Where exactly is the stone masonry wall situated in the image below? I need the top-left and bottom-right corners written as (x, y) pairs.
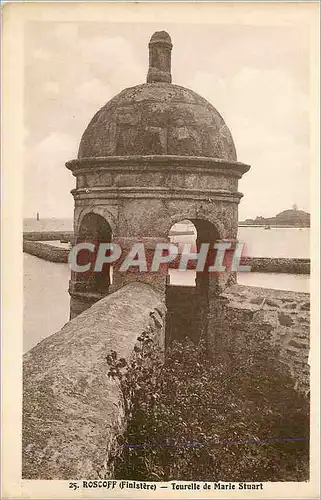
top-left (23, 283), bottom-right (166, 480)
top-left (208, 284), bottom-right (310, 394)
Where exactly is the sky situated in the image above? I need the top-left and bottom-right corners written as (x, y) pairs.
top-left (24, 20), bottom-right (311, 220)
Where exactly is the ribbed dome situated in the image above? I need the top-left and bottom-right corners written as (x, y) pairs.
top-left (78, 32), bottom-right (237, 161)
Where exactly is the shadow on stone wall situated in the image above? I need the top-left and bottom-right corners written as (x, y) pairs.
top-left (166, 286), bottom-right (202, 345)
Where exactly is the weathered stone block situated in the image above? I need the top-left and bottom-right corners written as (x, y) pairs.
top-left (278, 312), bottom-right (294, 327)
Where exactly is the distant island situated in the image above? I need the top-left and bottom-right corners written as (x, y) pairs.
top-left (239, 207), bottom-right (310, 228)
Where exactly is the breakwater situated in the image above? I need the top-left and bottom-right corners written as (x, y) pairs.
top-left (23, 240), bottom-right (69, 263)
top-left (23, 231), bottom-right (73, 242)
top-left (23, 231), bottom-right (73, 263)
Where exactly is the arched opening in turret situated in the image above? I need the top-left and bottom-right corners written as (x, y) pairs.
top-left (168, 219), bottom-right (197, 287)
top-left (75, 213), bottom-right (112, 295)
top-left (165, 218), bottom-right (219, 346)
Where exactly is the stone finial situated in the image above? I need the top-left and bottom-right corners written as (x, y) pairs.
top-left (147, 31), bottom-right (172, 84)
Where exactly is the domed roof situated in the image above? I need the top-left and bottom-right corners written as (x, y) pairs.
top-left (78, 32), bottom-right (237, 161)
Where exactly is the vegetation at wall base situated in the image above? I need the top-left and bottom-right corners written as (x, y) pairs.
top-left (107, 335), bottom-right (309, 482)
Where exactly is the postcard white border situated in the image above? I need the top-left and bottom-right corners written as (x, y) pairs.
top-left (1, 2), bottom-right (320, 498)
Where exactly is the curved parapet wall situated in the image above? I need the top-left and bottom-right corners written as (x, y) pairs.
top-left (22, 283), bottom-right (166, 480)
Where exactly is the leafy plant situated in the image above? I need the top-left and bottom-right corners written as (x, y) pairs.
top-left (107, 334), bottom-right (309, 482)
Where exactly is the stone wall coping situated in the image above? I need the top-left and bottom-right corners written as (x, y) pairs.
top-left (224, 283), bottom-right (309, 300)
top-left (23, 282), bottom-right (165, 480)
top-left (66, 155), bottom-right (250, 178)
top-left (227, 284), bottom-right (310, 298)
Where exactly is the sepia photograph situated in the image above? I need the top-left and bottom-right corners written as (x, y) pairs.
top-left (1, 2), bottom-right (320, 498)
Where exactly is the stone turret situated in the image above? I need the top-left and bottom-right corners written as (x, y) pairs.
top-left (66, 31), bottom-right (250, 323)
